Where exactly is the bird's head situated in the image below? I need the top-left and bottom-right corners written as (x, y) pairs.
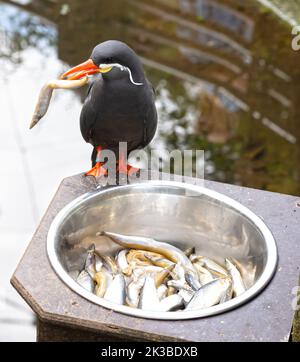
top-left (61, 40), bottom-right (144, 85)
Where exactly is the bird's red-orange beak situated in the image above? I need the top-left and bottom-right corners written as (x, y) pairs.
top-left (60, 59), bottom-right (101, 80)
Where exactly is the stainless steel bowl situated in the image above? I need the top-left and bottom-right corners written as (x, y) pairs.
top-left (47, 181), bottom-right (277, 320)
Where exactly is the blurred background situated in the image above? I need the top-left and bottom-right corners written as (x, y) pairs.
top-left (0, 0), bottom-right (299, 341)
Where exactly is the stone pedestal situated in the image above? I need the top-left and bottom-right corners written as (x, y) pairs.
top-left (11, 173), bottom-right (300, 341)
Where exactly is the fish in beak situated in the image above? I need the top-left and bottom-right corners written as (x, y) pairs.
top-left (29, 59), bottom-right (113, 130)
top-left (60, 59), bottom-right (113, 80)
top-left (29, 77), bottom-right (89, 129)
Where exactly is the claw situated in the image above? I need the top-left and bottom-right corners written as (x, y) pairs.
top-left (116, 160), bottom-right (139, 175)
top-left (127, 164), bottom-right (140, 176)
top-left (85, 162), bottom-right (107, 177)
top-left (85, 146), bottom-right (139, 177)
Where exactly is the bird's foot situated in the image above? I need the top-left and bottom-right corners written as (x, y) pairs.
top-left (85, 162), bottom-right (108, 177)
top-left (117, 161), bottom-right (140, 176)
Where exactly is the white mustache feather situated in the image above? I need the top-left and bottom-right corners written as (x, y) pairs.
top-left (100, 63), bottom-right (144, 86)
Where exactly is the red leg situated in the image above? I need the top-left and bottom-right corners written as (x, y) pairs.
top-left (116, 151), bottom-right (139, 175)
top-left (85, 146), bottom-right (108, 177)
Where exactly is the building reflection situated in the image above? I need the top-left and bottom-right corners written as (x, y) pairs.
top-left (1, 0), bottom-right (299, 194)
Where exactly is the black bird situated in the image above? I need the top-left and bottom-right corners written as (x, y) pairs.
top-left (61, 40), bottom-right (157, 176)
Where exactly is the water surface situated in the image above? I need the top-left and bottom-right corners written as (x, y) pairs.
top-left (1, 0), bottom-right (299, 194)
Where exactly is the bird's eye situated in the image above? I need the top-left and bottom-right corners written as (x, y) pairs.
top-left (104, 57), bottom-right (113, 64)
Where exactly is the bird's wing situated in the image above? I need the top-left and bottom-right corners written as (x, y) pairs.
top-left (86, 79), bottom-right (94, 97)
top-left (80, 93), bottom-right (97, 144)
top-left (141, 80), bottom-right (158, 147)
top-left (148, 79), bottom-right (156, 96)
top-left (80, 76), bottom-right (104, 144)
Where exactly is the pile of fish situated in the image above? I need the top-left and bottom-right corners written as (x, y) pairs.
top-left (73, 231), bottom-right (246, 312)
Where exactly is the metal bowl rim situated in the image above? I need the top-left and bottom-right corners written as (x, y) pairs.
top-left (47, 180), bottom-right (278, 320)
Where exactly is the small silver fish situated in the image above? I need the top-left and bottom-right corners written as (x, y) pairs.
top-left (116, 249), bottom-right (130, 274)
top-left (29, 77), bottom-right (88, 129)
top-left (103, 232), bottom-right (198, 280)
top-left (220, 279), bottom-right (233, 303)
top-left (185, 272), bottom-right (201, 291)
top-left (191, 255), bottom-right (228, 277)
top-left (185, 278), bottom-right (231, 310)
top-left (126, 276), bottom-right (145, 308)
top-left (145, 254), bottom-right (174, 268)
top-left (157, 284), bottom-right (168, 300)
top-left (167, 280), bottom-right (195, 303)
top-left (171, 264), bottom-right (186, 282)
top-left (158, 294), bottom-right (184, 312)
top-left (104, 255), bottom-right (118, 275)
top-left (76, 270), bottom-right (94, 293)
top-left (138, 276), bottom-right (160, 311)
top-left (103, 274), bottom-right (126, 305)
top-left (94, 267), bottom-right (113, 298)
top-left (167, 286), bottom-right (177, 296)
top-left (94, 251), bottom-right (118, 275)
top-left (134, 265), bottom-right (164, 274)
top-left (94, 254), bottom-right (103, 273)
top-left (167, 280), bottom-right (195, 304)
top-left (178, 289), bottom-right (194, 304)
top-left (193, 263), bottom-right (215, 285)
top-left (155, 265), bottom-right (174, 287)
top-left (127, 249), bottom-right (154, 266)
top-left (225, 258), bottom-right (246, 296)
top-left (127, 264), bottom-right (170, 307)
top-left (130, 265), bottom-right (164, 288)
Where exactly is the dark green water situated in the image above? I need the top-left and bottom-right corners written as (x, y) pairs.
top-left (1, 0), bottom-right (300, 194)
